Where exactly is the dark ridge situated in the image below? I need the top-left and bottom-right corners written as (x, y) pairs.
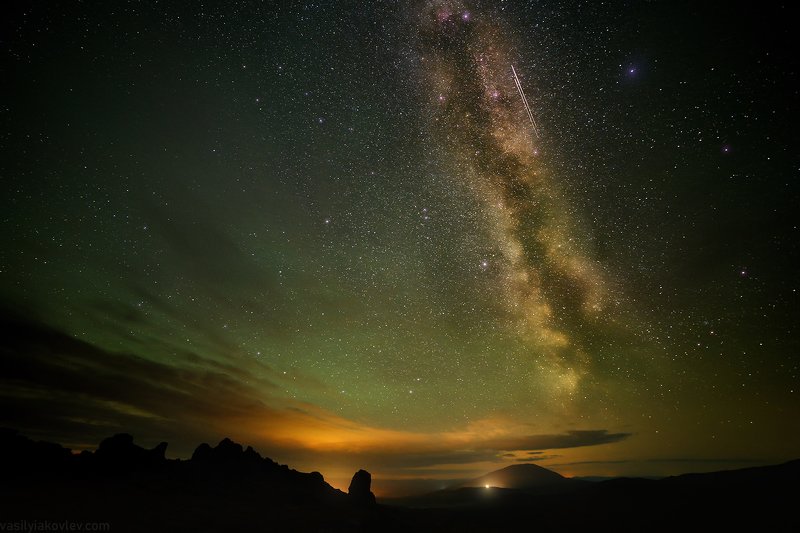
top-left (0, 428), bottom-right (381, 531)
top-left (1, 428), bottom-right (797, 532)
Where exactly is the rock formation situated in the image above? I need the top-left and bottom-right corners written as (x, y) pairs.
top-left (348, 469), bottom-right (376, 505)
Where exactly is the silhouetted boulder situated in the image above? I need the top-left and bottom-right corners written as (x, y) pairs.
top-left (348, 469), bottom-right (376, 505)
top-left (94, 433), bottom-right (168, 470)
top-left (96, 433), bottom-right (135, 455)
top-left (191, 442), bottom-right (214, 462)
top-left (151, 441), bottom-right (168, 460)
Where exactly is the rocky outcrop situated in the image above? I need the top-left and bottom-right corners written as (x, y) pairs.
top-left (1, 428), bottom-right (346, 507)
top-left (94, 433), bottom-right (168, 469)
top-left (190, 438), bottom-right (276, 470)
top-left (348, 469), bottom-right (376, 505)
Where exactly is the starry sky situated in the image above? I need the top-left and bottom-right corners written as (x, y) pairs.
top-left (1, 0), bottom-right (798, 496)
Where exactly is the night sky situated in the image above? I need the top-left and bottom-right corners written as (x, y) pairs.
top-left (1, 0), bottom-right (797, 495)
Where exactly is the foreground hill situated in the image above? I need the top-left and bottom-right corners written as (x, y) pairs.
top-left (0, 428), bottom-right (377, 532)
top-left (1, 428), bottom-right (797, 532)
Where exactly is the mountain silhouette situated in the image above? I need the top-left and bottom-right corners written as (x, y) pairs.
top-left (457, 462), bottom-right (570, 489)
top-left (0, 428), bottom-right (379, 531)
top-left (1, 428), bottom-right (797, 532)
top-left (393, 463), bottom-right (583, 508)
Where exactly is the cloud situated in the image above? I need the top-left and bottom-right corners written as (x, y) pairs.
top-left (478, 430), bottom-right (631, 452)
top-left (546, 457), bottom-right (765, 468)
top-left (0, 308), bottom-right (632, 475)
top-left (0, 307), bottom-right (300, 452)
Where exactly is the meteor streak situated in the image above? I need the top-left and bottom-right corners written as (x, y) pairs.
top-left (511, 64), bottom-right (539, 138)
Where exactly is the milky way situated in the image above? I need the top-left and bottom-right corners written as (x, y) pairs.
top-left (415, 0), bottom-right (619, 396)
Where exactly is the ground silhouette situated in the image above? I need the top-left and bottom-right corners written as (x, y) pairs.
top-left (1, 428), bottom-right (797, 532)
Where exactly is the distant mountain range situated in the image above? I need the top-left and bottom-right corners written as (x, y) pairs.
top-left (2, 428), bottom-right (798, 532)
top-left (388, 463), bottom-right (585, 507)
